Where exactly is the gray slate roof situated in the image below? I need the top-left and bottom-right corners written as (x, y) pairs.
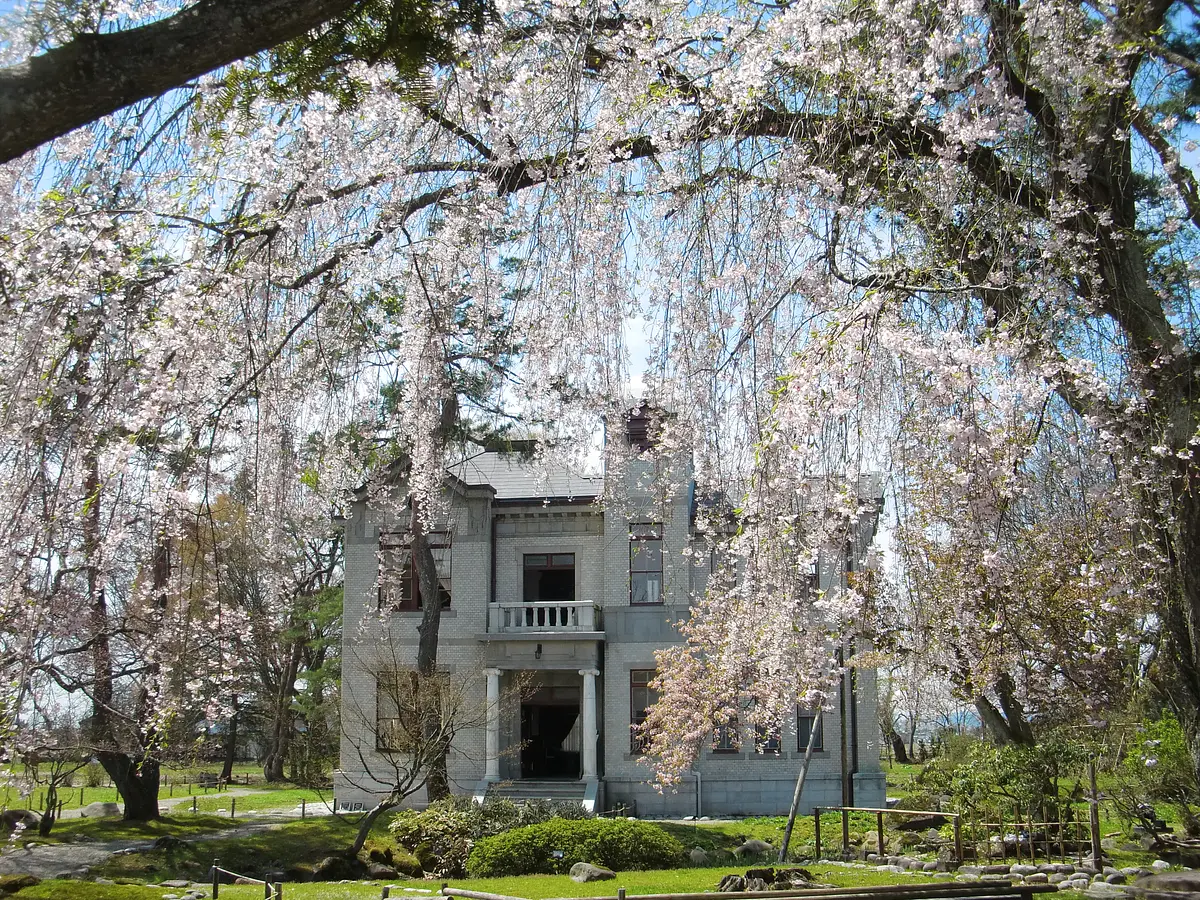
top-left (447, 451), bottom-right (601, 502)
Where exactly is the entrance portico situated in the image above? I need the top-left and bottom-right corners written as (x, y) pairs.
top-left (483, 666), bottom-right (599, 782)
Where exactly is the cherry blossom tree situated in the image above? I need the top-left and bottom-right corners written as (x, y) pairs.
top-left (4, 0), bottom-right (1200, 792)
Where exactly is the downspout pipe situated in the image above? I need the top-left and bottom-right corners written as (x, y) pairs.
top-left (687, 769), bottom-right (702, 819)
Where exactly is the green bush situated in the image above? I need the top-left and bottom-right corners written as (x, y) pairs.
top-left (466, 818), bottom-right (685, 877)
top-left (387, 796), bottom-right (598, 878)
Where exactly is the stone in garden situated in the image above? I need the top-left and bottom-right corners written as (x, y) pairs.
top-left (0, 809), bottom-right (40, 830)
top-left (955, 874), bottom-right (980, 883)
top-left (1013, 864), bottom-right (1040, 875)
top-left (734, 839), bottom-right (773, 857)
top-left (568, 868), bottom-right (614, 888)
top-left (717, 875), bottom-right (746, 892)
top-left (983, 864), bottom-right (1012, 875)
top-left (1025, 873), bottom-right (1049, 884)
top-left (1105, 873), bottom-right (1127, 885)
top-left (311, 855), bottom-right (364, 881)
top-left (1133, 871), bottom-right (1200, 893)
top-left (933, 873), bottom-right (954, 880)
top-left (82, 801), bottom-right (121, 818)
top-left (958, 866), bottom-right (983, 876)
top-left (922, 862), bottom-right (939, 872)
top-left (690, 847), bottom-right (709, 866)
top-left (877, 865), bottom-right (906, 874)
top-left (163, 894), bottom-right (179, 899)
top-left (1049, 874), bottom-right (1068, 884)
top-left (160, 881), bottom-right (190, 888)
top-left (1150, 860), bottom-right (1171, 871)
top-left (367, 862), bottom-right (398, 879)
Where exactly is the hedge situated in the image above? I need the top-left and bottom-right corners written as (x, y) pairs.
top-left (466, 818), bottom-right (685, 877)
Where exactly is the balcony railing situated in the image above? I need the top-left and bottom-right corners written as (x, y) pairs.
top-left (488, 600), bottom-right (599, 634)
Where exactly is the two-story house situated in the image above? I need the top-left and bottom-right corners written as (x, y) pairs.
top-left (335, 418), bottom-right (886, 817)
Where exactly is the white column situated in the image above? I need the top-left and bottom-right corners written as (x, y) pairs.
top-left (579, 668), bottom-right (600, 779)
top-left (484, 667), bottom-right (502, 781)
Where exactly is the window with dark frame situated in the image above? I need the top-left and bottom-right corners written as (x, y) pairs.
top-left (713, 718), bottom-right (740, 753)
top-left (630, 669), bottom-right (659, 752)
top-left (630, 523), bottom-right (663, 605)
top-left (755, 722), bottom-right (782, 755)
top-left (796, 708), bottom-right (824, 752)
top-left (375, 671), bottom-right (418, 752)
top-left (378, 530), bottom-right (452, 611)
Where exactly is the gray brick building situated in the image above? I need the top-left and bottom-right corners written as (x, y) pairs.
top-left (335, 419), bottom-right (885, 817)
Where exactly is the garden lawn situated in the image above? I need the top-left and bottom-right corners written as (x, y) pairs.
top-left (86, 816), bottom-right (364, 882)
top-left (189, 788), bottom-right (330, 815)
top-left (10, 863), bottom-right (1036, 900)
top-left (34, 814), bottom-right (246, 845)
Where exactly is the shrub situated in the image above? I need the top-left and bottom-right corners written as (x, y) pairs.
top-left (387, 796), bottom-right (598, 878)
top-left (466, 818), bottom-right (685, 877)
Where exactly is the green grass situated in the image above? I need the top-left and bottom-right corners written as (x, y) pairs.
top-left (0, 762), bottom-right (312, 815)
top-left (9, 862), bottom-right (972, 900)
top-left (37, 814), bottom-right (246, 845)
top-left (189, 788), bottom-right (330, 815)
top-left (86, 816), bottom-right (363, 883)
top-left (10, 882), bottom-right (166, 900)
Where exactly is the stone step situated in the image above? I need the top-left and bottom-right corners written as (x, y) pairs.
top-left (489, 780), bottom-right (588, 802)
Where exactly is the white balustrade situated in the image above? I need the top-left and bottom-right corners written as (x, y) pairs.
top-left (488, 600), bottom-right (598, 633)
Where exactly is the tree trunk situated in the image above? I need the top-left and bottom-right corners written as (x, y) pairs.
top-left (412, 498), bottom-right (451, 801)
top-left (220, 699), bottom-right (238, 783)
top-left (1156, 469), bottom-right (1200, 789)
top-left (99, 750), bottom-right (161, 821)
top-left (264, 648), bottom-right (301, 782)
top-left (350, 791), bottom-right (402, 856)
top-left (38, 785), bottom-right (57, 837)
top-left (890, 733), bottom-right (910, 764)
top-left (0, 0), bottom-right (360, 163)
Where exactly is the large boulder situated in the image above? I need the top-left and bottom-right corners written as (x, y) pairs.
top-left (0, 810), bottom-right (40, 831)
top-left (367, 862), bottom-right (398, 879)
top-left (81, 801), bottom-right (121, 818)
top-left (733, 839), bottom-right (773, 857)
top-left (311, 855), bottom-right (365, 881)
top-left (1131, 870), bottom-right (1200, 895)
top-left (570, 863), bottom-right (616, 883)
top-left (0, 874), bottom-right (40, 897)
top-left (690, 847), bottom-right (710, 866)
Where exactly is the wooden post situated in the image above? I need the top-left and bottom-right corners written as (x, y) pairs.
top-left (876, 811), bottom-right (885, 858)
top-left (192, 796), bottom-right (197, 813)
top-left (231, 798), bottom-right (236, 818)
top-left (274, 884), bottom-right (282, 900)
top-left (618, 890), bottom-right (626, 900)
top-left (1015, 805), bottom-right (1022, 863)
top-left (264, 879), bottom-right (271, 899)
top-left (80, 787), bottom-right (84, 806)
top-left (953, 815), bottom-right (963, 864)
top-left (1089, 757), bottom-right (1102, 867)
top-left (381, 888), bottom-right (391, 900)
top-left (841, 809), bottom-right (850, 857)
top-left (814, 808), bottom-right (822, 860)
top-left (212, 858), bottom-right (220, 900)
top-left (301, 799), bottom-right (305, 819)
